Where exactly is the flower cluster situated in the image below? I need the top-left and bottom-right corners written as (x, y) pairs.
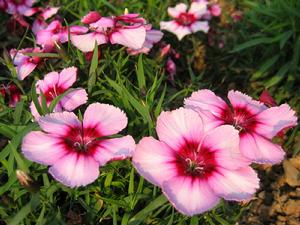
top-left (2, 1), bottom-right (298, 219)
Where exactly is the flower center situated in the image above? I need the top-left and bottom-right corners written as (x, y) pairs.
top-left (176, 13), bottom-right (196, 26)
top-left (175, 142), bottom-right (216, 178)
top-left (61, 126), bottom-right (101, 154)
top-left (44, 85), bottom-right (65, 101)
top-left (221, 107), bottom-right (257, 133)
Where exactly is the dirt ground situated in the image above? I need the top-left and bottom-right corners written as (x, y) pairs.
top-left (239, 154), bottom-right (300, 225)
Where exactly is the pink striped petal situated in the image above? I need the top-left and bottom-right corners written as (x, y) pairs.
top-left (57, 67), bottom-right (77, 89)
top-left (93, 135), bottom-right (135, 166)
top-left (203, 125), bottom-right (250, 170)
top-left (184, 89), bottom-right (228, 118)
top-left (228, 90), bottom-right (267, 115)
top-left (83, 103), bottom-right (128, 136)
top-left (17, 62), bottom-right (37, 80)
top-left (240, 132), bottom-right (285, 164)
top-left (90, 17), bottom-right (114, 29)
top-left (133, 137), bottom-right (177, 186)
top-left (49, 153), bottom-right (99, 187)
top-left (156, 108), bottom-right (204, 151)
top-left (40, 7), bottom-right (59, 20)
top-left (208, 167), bottom-right (259, 201)
top-left (160, 21), bottom-right (191, 40)
top-left (22, 131), bottom-right (67, 165)
top-left (168, 3), bottom-right (188, 18)
top-left (71, 32), bottom-right (107, 52)
top-left (38, 111), bottom-right (81, 136)
top-left (32, 19), bottom-right (47, 35)
top-left (255, 104), bottom-right (297, 139)
top-left (69, 26), bottom-right (89, 34)
top-left (110, 26), bottom-right (146, 49)
top-left (60, 88), bottom-right (88, 111)
top-left (162, 176), bottom-right (220, 216)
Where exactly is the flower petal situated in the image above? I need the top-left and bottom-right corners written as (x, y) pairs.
top-left (168, 3), bottom-right (188, 18)
top-left (81, 11), bottom-right (101, 24)
top-left (160, 21), bottom-right (191, 40)
top-left (190, 21), bottom-right (209, 33)
top-left (240, 132), bottom-right (285, 164)
top-left (71, 32), bottom-right (107, 52)
top-left (255, 104), bottom-right (297, 139)
top-left (36, 71), bottom-right (59, 94)
top-left (57, 67), bottom-right (77, 89)
top-left (184, 89), bottom-right (228, 118)
top-left (208, 167), bottom-right (259, 201)
top-left (22, 131), bottom-right (67, 165)
top-left (228, 90), bottom-right (267, 115)
top-left (110, 26), bottom-right (146, 49)
top-left (188, 2), bottom-right (207, 19)
top-left (49, 153), bottom-right (99, 187)
top-left (156, 108), bottom-right (204, 151)
top-left (38, 111), bottom-right (81, 136)
top-left (93, 135), bottom-right (135, 166)
top-left (162, 176), bottom-right (220, 216)
top-left (203, 125), bottom-right (250, 170)
top-left (17, 62), bottom-right (36, 80)
top-left (83, 103), bottom-right (128, 136)
top-left (132, 137), bottom-right (178, 186)
top-left (60, 88), bottom-right (88, 111)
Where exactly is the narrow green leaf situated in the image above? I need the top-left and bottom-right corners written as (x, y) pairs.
top-left (128, 194), bottom-right (168, 225)
top-left (128, 168), bottom-right (135, 195)
top-left (13, 100), bottom-right (24, 124)
top-left (136, 54), bottom-right (146, 90)
top-left (31, 81), bottom-right (44, 116)
top-left (88, 42), bottom-right (99, 93)
top-left (190, 216), bottom-right (199, 225)
top-left (48, 88), bottom-right (75, 112)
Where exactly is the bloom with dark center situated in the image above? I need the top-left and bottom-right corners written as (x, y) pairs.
top-left (6, 0), bottom-right (38, 16)
top-left (184, 89), bottom-right (298, 164)
top-left (30, 67), bottom-right (88, 120)
top-left (133, 108), bottom-right (259, 216)
top-left (160, 2), bottom-right (209, 40)
top-left (22, 103), bottom-right (136, 188)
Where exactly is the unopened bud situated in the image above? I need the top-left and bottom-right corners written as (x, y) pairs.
top-left (16, 170), bottom-right (39, 192)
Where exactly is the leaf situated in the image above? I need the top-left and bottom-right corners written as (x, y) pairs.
top-left (31, 81), bottom-right (44, 116)
top-left (265, 62), bottom-right (291, 88)
top-left (88, 42), bottom-right (99, 93)
top-left (190, 216), bottom-right (199, 225)
top-left (13, 100), bottom-right (24, 124)
top-left (252, 55), bottom-right (279, 79)
top-left (128, 194), bottom-right (168, 225)
top-left (136, 54), bottom-right (146, 91)
top-left (23, 52), bottom-right (60, 58)
top-left (48, 88), bottom-right (75, 112)
top-left (128, 168), bottom-right (135, 195)
top-left (8, 194), bottom-right (40, 225)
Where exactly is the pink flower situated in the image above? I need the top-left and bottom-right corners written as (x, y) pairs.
top-left (71, 13), bottom-right (147, 52)
top-left (160, 2), bottom-right (209, 40)
top-left (184, 90), bottom-right (298, 164)
top-left (127, 26), bottom-right (163, 55)
top-left (0, 83), bottom-right (21, 107)
top-left (259, 90), bottom-right (276, 107)
top-left (133, 108), bottom-right (259, 216)
top-left (166, 57), bottom-right (176, 81)
top-left (0, 0), bottom-right (7, 12)
top-left (210, 4), bottom-right (221, 17)
top-left (10, 47), bottom-right (42, 80)
top-left (30, 67), bottom-right (88, 120)
top-left (36, 20), bottom-right (88, 51)
top-left (22, 103), bottom-right (136, 188)
top-left (6, 0), bottom-right (38, 16)
top-left (32, 7), bottom-right (60, 35)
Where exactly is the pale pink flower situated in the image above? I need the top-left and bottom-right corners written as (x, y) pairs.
top-left (184, 90), bottom-right (298, 164)
top-left (22, 103), bottom-right (136, 188)
top-left (6, 0), bottom-right (38, 16)
top-left (30, 67), bottom-right (88, 120)
top-left (32, 7), bottom-right (60, 35)
top-left (10, 47), bottom-right (42, 80)
top-left (210, 4), bottom-right (221, 17)
top-left (133, 108), bottom-right (259, 216)
top-left (160, 2), bottom-right (209, 40)
top-left (127, 25), bottom-right (164, 55)
top-left (36, 20), bottom-right (88, 51)
top-left (71, 13), bottom-right (147, 52)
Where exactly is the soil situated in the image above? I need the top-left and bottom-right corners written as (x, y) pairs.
top-left (239, 155), bottom-right (300, 225)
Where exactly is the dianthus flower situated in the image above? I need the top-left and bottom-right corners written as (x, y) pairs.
top-left (30, 67), bottom-right (88, 120)
top-left (133, 108), bottom-right (259, 216)
top-left (22, 103), bottom-right (136, 187)
top-left (184, 90), bottom-right (297, 164)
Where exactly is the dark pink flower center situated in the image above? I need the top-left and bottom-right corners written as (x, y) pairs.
top-left (221, 107), bottom-right (257, 133)
top-left (61, 126), bottom-right (101, 155)
top-left (176, 13), bottom-right (196, 26)
top-left (175, 142), bottom-right (216, 178)
top-left (44, 85), bottom-right (65, 102)
top-left (11, 0), bottom-right (26, 5)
